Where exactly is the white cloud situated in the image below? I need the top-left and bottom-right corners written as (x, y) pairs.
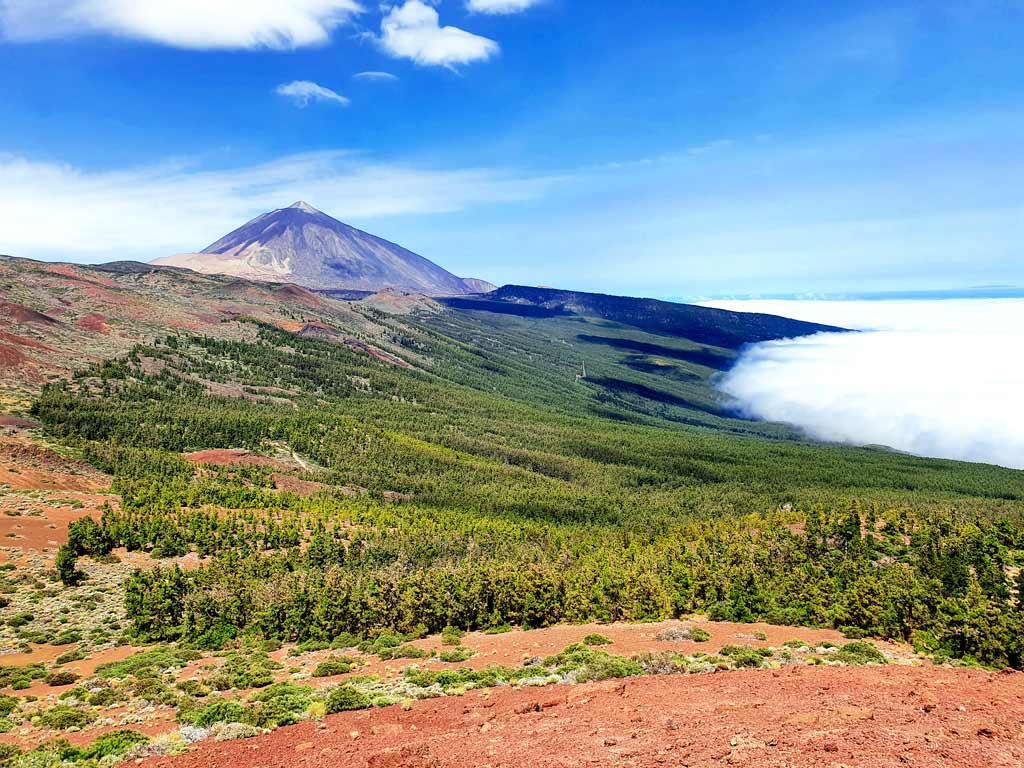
top-left (276, 80), bottom-right (350, 107)
top-left (0, 0), bottom-right (362, 50)
top-left (466, 0), bottom-right (543, 14)
top-left (379, 0), bottom-right (498, 68)
top-left (353, 71), bottom-right (399, 81)
top-left (704, 299), bottom-right (1024, 470)
top-left (0, 150), bottom-right (560, 260)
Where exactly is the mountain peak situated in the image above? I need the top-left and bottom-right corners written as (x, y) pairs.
top-left (151, 202), bottom-right (494, 296)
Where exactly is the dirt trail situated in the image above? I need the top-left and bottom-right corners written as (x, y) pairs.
top-left (143, 665), bottom-right (1024, 768)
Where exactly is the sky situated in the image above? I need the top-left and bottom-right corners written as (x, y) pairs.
top-left (703, 299), bottom-right (1024, 470)
top-left (1, 0), bottom-right (1023, 296)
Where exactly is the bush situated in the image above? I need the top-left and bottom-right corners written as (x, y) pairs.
top-left (39, 704), bottom-right (94, 729)
top-left (312, 657), bottom-right (354, 677)
top-left (81, 729), bottom-right (149, 759)
top-left (544, 644), bottom-right (642, 682)
top-left (248, 683), bottom-right (313, 727)
top-left (378, 644), bottom-right (429, 661)
top-left (44, 670), bottom-right (80, 687)
top-left (0, 695), bottom-right (18, 718)
top-left (325, 685), bottom-right (370, 714)
top-left (182, 699), bottom-right (248, 728)
top-left (88, 687), bottom-right (118, 706)
top-left (834, 642), bottom-right (887, 666)
top-left (0, 744), bottom-right (20, 763)
top-left (582, 633), bottom-right (612, 646)
top-left (440, 626), bottom-right (464, 646)
top-left (438, 647), bottom-right (474, 663)
top-left (719, 645), bottom-right (772, 668)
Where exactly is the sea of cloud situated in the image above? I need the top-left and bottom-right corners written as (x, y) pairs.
top-left (698, 299), bottom-right (1024, 470)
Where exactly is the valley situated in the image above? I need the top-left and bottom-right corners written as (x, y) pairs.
top-left (0, 254), bottom-right (1022, 767)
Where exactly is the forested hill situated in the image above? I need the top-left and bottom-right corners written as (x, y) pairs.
top-left (442, 285), bottom-right (843, 349)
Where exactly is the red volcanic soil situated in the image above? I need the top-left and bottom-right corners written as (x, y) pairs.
top-left (75, 312), bottom-right (112, 333)
top-left (143, 665), bottom-right (1024, 768)
top-left (0, 298), bottom-right (61, 325)
top-left (0, 330), bottom-right (54, 351)
top-left (184, 448), bottom-right (290, 469)
top-left (0, 439), bottom-right (109, 492)
top-left (0, 343), bottom-right (27, 367)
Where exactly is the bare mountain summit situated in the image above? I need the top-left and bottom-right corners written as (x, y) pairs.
top-left (153, 202), bottom-right (494, 295)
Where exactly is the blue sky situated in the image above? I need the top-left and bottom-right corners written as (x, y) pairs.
top-left (1, 0), bottom-right (1022, 296)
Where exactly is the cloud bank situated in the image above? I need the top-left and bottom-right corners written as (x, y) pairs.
top-left (705, 299), bottom-right (1024, 470)
top-left (467, 0), bottom-right (543, 14)
top-left (0, 150), bottom-right (558, 260)
top-left (0, 0), bottom-right (363, 49)
top-left (379, 0), bottom-right (498, 67)
top-left (276, 80), bottom-right (350, 107)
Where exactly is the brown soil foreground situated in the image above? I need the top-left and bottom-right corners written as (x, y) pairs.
top-left (143, 665), bottom-right (1024, 768)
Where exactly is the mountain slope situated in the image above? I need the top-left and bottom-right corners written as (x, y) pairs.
top-left (442, 285), bottom-right (844, 349)
top-left (153, 202), bottom-right (493, 295)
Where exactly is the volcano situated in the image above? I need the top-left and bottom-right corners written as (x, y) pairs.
top-left (152, 202), bottom-right (494, 295)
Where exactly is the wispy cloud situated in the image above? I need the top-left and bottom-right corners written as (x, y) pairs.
top-left (0, 150), bottom-right (561, 261)
top-left (707, 299), bottom-right (1024, 469)
top-left (276, 80), bottom-right (350, 107)
top-left (353, 71), bottom-right (399, 82)
top-left (379, 0), bottom-right (498, 68)
top-left (466, 0), bottom-right (544, 14)
top-left (0, 0), bottom-right (363, 50)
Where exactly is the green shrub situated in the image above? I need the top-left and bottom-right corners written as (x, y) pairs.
top-left (834, 642), bottom-right (887, 665)
top-left (87, 687), bottom-right (118, 706)
top-left (378, 644), bottom-right (428, 661)
top-left (440, 626), bottom-right (464, 646)
top-left (582, 633), bottom-right (612, 646)
top-left (248, 683), bottom-right (313, 727)
top-left (438, 647), bottom-right (474, 663)
top-left (543, 644), bottom-right (642, 682)
top-left (719, 645), bottom-right (772, 668)
top-left (182, 699), bottom-right (248, 727)
top-left (0, 695), bottom-right (18, 718)
top-left (312, 657), bottom-right (354, 677)
top-left (325, 685), bottom-right (370, 714)
top-left (690, 628), bottom-right (711, 642)
top-left (80, 729), bottom-right (149, 759)
top-left (39, 704), bottom-right (94, 729)
top-left (44, 670), bottom-right (79, 687)
top-left (484, 624), bottom-right (512, 635)
top-left (0, 744), bottom-right (20, 763)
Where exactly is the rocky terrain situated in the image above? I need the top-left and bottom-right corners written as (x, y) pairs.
top-left (153, 202), bottom-right (494, 295)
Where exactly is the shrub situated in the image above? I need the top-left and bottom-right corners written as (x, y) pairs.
top-left (544, 644), bottom-right (642, 682)
top-left (0, 695), bottom-right (18, 718)
top-left (81, 729), bottom-right (149, 759)
top-left (378, 644), bottom-right (429, 661)
top-left (87, 688), bottom-right (118, 707)
top-left (582, 633), bottom-right (612, 646)
top-left (312, 657), bottom-right (354, 678)
top-left (182, 700), bottom-right (248, 728)
top-left (719, 645), bottom-right (772, 668)
top-left (0, 744), bottom-right (20, 763)
top-left (655, 627), bottom-right (709, 642)
top-left (440, 626), bottom-right (464, 646)
top-left (39, 704), bottom-right (94, 729)
top-left (325, 685), bottom-right (370, 714)
top-left (249, 683), bottom-right (313, 728)
top-left (484, 624), bottom-right (512, 635)
top-left (438, 647), bottom-right (474, 663)
top-left (834, 642), bottom-right (887, 666)
top-left (44, 670), bottom-right (80, 687)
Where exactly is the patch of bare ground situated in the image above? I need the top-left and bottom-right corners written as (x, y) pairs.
top-left (142, 665), bottom-right (1024, 768)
